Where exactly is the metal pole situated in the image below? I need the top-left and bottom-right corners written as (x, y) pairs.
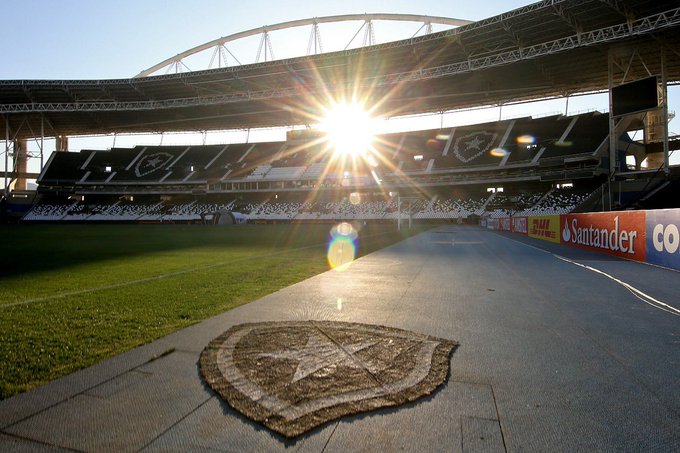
top-left (40, 114), bottom-right (44, 169)
top-left (398, 197), bottom-right (401, 230)
top-left (4, 116), bottom-right (8, 196)
top-left (408, 200), bottom-right (412, 229)
top-left (397, 196), bottom-right (401, 231)
top-left (607, 51), bottom-right (615, 211)
top-left (661, 47), bottom-right (670, 175)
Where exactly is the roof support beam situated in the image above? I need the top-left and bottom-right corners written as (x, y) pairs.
top-left (127, 81), bottom-right (153, 101)
top-left (597, 0), bottom-right (635, 22)
top-left (552, 4), bottom-right (584, 38)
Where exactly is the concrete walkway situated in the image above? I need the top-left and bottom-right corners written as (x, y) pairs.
top-left (1, 226), bottom-right (678, 452)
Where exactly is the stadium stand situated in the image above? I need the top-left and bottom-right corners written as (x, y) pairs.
top-left (514, 187), bottom-right (591, 216)
top-left (26, 112), bottom-right (612, 223)
top-left (22, 201), bottom-right (76, 221)
top-left (23, 187), bottom-right (595, 223)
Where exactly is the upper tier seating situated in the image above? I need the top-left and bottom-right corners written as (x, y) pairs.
top-left (38, 112), bottom-right (609, 191)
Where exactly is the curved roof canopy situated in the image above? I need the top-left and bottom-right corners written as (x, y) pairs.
top-left (1, 0), bottom-right (679, 140)
top-left (135, 14), bottom-right (473, 77)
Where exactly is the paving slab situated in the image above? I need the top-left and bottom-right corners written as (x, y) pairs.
top-left (5, 351), bottom-right (211, 452)
top-left (142, 397), bottom-right (334, 452)
top-left (0, 433), bottom-right (73, 453)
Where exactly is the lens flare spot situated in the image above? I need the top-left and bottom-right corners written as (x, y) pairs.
top-left (327, 237), bottom-right (356, 271)
top-left (328, 223), bottom-right (358, 271)
top-left (517, 134), bottom-right (536, 145)
top-left (426, 138), bottom-right (443, 151)
top-left (555, 140), bottom-right (573, 147)
top-left (336, 222), bottom-right (355, 236)
top-left (436, 134), bottom-right (450, 141)
top-left (349, 192), bottom-right (361, 205)
top-left (337, 298), bottom-right (343, 310)
top-left (490, 148), bottom-right (509, 157)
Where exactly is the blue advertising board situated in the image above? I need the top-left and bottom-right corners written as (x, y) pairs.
top-left (645, 209), bottom-right (680, 270)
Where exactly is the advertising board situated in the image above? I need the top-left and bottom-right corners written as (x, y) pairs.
top-left (499, 217), bottom-right (511, 231)
top-left (511, 216), bottom-right (528, 235)
top-left (486, 218), bottom-right (499, 230)
top-left (560, 212), bottom-right (645, 261)
top-left (645, 209), bottom-right (680, 270)
top-left (528, 215), bottom-right (560, 243)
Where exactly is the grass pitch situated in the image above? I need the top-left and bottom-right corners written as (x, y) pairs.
top-left (0, 223), bottom-right (427, 399)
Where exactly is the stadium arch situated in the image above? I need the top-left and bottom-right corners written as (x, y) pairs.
top-left (135, 14), bottom-right (473, 77)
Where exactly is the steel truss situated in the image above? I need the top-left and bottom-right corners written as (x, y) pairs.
top-left (2, 6), bottom-right (678, 115)
top-left (135, 14), bottom-right (472, 78)
top-left (382, 7), bottom-right (680, 84)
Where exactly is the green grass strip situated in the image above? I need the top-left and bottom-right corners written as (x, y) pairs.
top-left (0, 223), bottom-right (429, 399)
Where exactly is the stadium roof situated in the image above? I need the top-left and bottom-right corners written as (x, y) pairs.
top-left (1, 0), bottom-right (680, 140)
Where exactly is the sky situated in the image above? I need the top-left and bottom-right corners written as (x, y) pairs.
top-left (1, 0), bottom-right (678, 180)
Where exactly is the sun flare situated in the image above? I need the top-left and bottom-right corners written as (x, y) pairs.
top-left (320, 102), bottom-right (376, 158)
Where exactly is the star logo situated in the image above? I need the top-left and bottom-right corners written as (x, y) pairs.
top-left (465, 135), bottom-right (485, 150)
top-left (134, 152), bottom-right (174, 177)
top-left (200, 321), bottom-right (457, 438)
top-left (145, 156), bottom-right (164, 168)
top-left (258, 333), bottom-right (377, 382)
top-left (453, 132), bottom-right (498, 162)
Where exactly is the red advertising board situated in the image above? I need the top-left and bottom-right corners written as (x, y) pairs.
top-left (499, 217), bottom-right (511, 231)
top-left (511, 216), bottom-right (528, 235)
top-left (560, 212), bottom-right (646, 261)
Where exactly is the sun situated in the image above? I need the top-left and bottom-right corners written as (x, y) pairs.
top-left (320, 101), bottom-right (376, 158)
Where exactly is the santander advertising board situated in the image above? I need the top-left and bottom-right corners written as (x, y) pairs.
top-left (560, 212), bottom-right (646, 261)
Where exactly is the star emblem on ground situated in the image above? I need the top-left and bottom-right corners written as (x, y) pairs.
top-left (258, 333), bottom-right (378, 382)
top-left (199, 321), bottom-right (458, 438)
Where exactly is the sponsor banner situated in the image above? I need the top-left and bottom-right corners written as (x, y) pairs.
top-left (561, 212), bottom-right (645, 261)
top-left (645, 209), bottom-right (680, 270)
top-left (499, 217), bottom-right (511, 231)
top-left (511, 216), bottom-right (528, 235)
top-left (486, 218), bottom-right (499, 230)
top-left (528, 215), bottom-right (561, 243)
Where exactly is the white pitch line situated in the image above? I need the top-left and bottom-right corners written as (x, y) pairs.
top-left (2, 246), bottom-right (320, 308)
top-left (2, 231), bottom-right (396, 309)
top-left (496, 232), bottom-right (679, 317)
top-left (553, 254), bottom-right (680, 317)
